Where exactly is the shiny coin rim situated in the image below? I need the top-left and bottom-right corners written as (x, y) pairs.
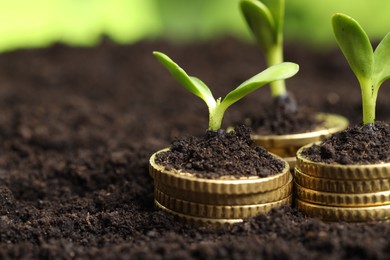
top-left (296, 199), bottom-right (390, 222)
top-left (156, 174), bottom-right (293, 205)
top-left (155, 188), bottom-right (292, 219)
top-left (155, 200), bottom-right (243, 225)
top-left (251, 113), bottom-right (349, 150)
top-left (295, 181), bottom-right (390, 207)
top-left (294, 168), bottom-right (390, 193)
top-left (150, 149), bottom-right (290, 194)
top-left (296, 144), bottom-right (390, 180)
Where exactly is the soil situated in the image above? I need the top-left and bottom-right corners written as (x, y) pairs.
top-left (0, 38), bottom-right (390, 259)
top-left (302, 121), bottom-right (390, 164)
top-left (244, 101), bottom-right (320, 135)
top-left (155, 126), bottom-right (285, 178)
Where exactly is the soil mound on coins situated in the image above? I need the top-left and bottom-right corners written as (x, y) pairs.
top-left (155, 125), bottom-right (286, 178)
top-left (302, 121), bottom-right (390, 164)
top-left (245, 96), bottom-right (319, 135)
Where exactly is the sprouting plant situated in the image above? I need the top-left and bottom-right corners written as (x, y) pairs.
top-left (240, 0), bottom-right (291, 104)
top-left (153, 51), bottom-right (299, 131)
top-left (332, 13), bottom-right (390, 126)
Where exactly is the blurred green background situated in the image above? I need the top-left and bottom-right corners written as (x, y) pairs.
top-left (1, 0), bottom-right (390, 52)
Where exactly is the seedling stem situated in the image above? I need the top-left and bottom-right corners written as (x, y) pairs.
top-left (266, 45), bottom-right (286, 97)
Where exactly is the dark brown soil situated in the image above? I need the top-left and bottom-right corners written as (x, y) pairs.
top-left (244, 102), bottom-right (319, 135)
top-left (155, 126), bottom-right (285, 178)
top-left (0, 38), bottom-right (390, 259)
top-left (302, 122), bottom-right (390, 164)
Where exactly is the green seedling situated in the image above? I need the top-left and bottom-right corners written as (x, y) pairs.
top-left (240, 0), bottom-right (289, 101)
top-left (332, 13), bottom-right (390, 125)
top-left (153, 51), bottom-right (299, 131)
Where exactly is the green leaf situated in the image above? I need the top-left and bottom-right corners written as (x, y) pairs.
top-left (153, 51), bottom-right (215, 107)
top-left (240, 0), bottom-right (276, 52)
top-left (261, 0), bottom-right (284, 39)
top-left (332, 13), bottom-right (373, 84)
top-left (221, 62), bottom-right (299, 108)
top-left (373, 32), bottom-right (390, 88)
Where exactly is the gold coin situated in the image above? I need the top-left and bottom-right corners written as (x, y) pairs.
top-left (251, 113), bottom-right (349, 156)
top-left (150, 149), bottom-right (290, 195)
top-left (295, 182), bottom-right (390, 207)
top-left (156, 174), bottom-right (293, 205)
top-left (296, 145), bottom-right (390, 180)
top-left (155, 200), bottom-right (243, 225)
top-left (294, 168), bottom-right (390, 193)
top-left (155, 189), bottom-right (291, 219)
top-left (296, 199), bottom-right (390, 222)
top-left (284, 156), bottom-right (296, 170)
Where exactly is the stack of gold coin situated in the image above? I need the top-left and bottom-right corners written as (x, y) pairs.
top-left (251, 113), bottom-right (349, 169)
top-left (295, 146), bottom-right (390, 222)
top-left (149, 149), bottom-right (293, 225)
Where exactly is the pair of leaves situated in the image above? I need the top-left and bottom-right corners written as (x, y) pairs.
top-left (332, 13), bottom-right (390, 90)
top-left (153, 51), bottom-right (299, 129)
top-left (240, 0), bottom-right (284, 52)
